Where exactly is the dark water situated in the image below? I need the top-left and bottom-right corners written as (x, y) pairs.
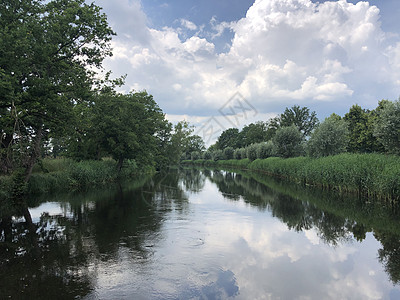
top-left (2, 168), bottom-right (400, 299)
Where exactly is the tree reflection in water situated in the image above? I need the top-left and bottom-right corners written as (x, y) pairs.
top-left (1, 167), bottom-right (400, 298)
top-left (205, 168), bottom-right (400, 284)
top-left (0, 172), bottom-right (188, 298)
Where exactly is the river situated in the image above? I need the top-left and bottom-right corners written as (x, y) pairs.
top-left (1, 168), bottom-right (400, 299)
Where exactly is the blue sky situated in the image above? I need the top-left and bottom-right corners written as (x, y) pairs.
top-left (93, 0), bottom-right (400, 139)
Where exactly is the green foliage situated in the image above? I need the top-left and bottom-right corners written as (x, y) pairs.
top-left (374, 100), bottom-right (400, 154)
top-left (0, 0), bottom-right (115, 176)
top-left (27, 159), bottom-right (140, 195)
top-left (202, 151), bottom-right (212, 160)
top-left (273, 125), bottom-right (304, 158)
top-left (238, 121), bottom-right (268, 147)
top-left (279, 105), bottom-right (319, 137)
top-left (307, 114), bottom-right (349, 157)
top-left (212, 150), bottom-right (226, 161)
top-left (256, 141), bottom-right (276, 159)
top-left (246, 144), bottom-right (258, 161)
top-left (233, 149), bottom-right (242, 160)
top-left (247, 153), bottom-right (400, 201)
top-left (224, 147), bottom-right (235, 160)
top-left (216, 128), bottom-right (240, 149)
top-left (191, 151), bottom-right (201, 161)
top-left (344, 104), bottom-right (384, 153)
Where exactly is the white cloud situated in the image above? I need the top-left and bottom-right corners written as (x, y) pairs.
top-left (180, 18), bottom-right (197, 31)
top-left (97, 0), bottom-right (400, 125)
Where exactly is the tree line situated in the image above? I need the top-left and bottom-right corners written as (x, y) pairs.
top-left (188, 101), bottom-right (400, 162)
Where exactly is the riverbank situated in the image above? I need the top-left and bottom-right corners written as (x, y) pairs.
top-left (182, 153), bottom-right (400, 202)
top-left (0, 158), bottom-right (152, 199)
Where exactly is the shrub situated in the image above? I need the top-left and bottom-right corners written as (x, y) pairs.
top-left (273, 125), bottom-right (304, 158)
top-left (224, 147), bottom-right (234, 160)
top-left (212, 150), bottom-right (226, 161)
top-left (240, 148), bottom-right (247, 159)
top-left (233, 149), bottom-right (242, 160)
top-left (191, 151), bottom-right (201, 161)
top-left (256, 141), bottom-right (276, 159)
top-left (246, 144), bottom-right (258, 161)
top-left (203, 151), bottom-right (212, 160)
top-left (307, 114), bottom-right (349, 157)
top-left (374, 100), bottom-right (400, 154)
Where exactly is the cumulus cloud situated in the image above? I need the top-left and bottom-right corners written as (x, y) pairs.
top-left (96, 0), bottom-right (400, 126)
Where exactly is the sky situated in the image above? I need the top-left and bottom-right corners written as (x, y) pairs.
top-left (92, 0), bottom-right (400, 142)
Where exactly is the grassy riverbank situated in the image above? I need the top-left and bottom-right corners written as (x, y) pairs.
top-left (0, 158), bottom-right (151, 199)
top-left (183, 153), bottom-right (400, 201)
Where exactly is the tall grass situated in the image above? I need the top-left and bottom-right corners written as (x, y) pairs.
top-left (184, 153), bottom-right (400, 201)
top-left (26, 158), bottom-right (142, 195)
top-left (251, 154), bottom-right (400, 201)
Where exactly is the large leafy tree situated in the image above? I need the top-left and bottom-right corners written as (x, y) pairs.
top-left (279, 105), bottom-right (319, 137)
top-left (80, 91), bottom-right (167, 170)
top-left (216, 128), bottom-right (240, 150)
top-left (0, 0), bottom-right (114, 179)
top-left (344, 104), bottom-right (384, 153)
top-left (238, 121), bottom-right (268, 147)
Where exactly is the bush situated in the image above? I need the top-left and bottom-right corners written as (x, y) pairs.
top-left (307, 114), bottom-right (349, 157)
top-left (212, 150), bottom-right (226, 161)
top-left (246, 144), bottom-right (258, 161)
top-left (191, 151), bottom-right (201, 161)
top-left (224, 147), bottom-right (234, 160)
top-left (233, 149), bottom-right (242, 160)
top-left (240, 148), bottom-right (247, 159)
top-left (203, 151), bottom-right (212, 160)
top-left (374, 100), bottom-right (400, 154)
top-left (273, 125), bottom-right (304, 158)
top-left (256, 141), bottom-right (276, 159)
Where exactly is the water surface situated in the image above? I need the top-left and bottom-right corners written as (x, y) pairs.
top-left (1, 168), bottom-right (400, 299)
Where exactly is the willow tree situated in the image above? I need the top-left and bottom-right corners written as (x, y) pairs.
top-left (0, 0), bottom-right (115, 180)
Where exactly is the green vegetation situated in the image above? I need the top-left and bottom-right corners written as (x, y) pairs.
top-left (184, 153), bottom-right (400, 201)
top-left (0, 0), bottom-right (204, 202)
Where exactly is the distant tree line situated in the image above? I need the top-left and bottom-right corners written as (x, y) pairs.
top-left (187, 100), bottom-right (400, 162)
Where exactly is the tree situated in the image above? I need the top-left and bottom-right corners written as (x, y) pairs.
top-left (88, 91), bottom-right (166, 170)
top-left (374, 99), bottom-right (400, 155)
top-left (344, 104), bottom-right (384, 153)
top-left (273, 125), bottom-right (304, 158)
top-left (238, 121), bottom-right (268, 147)
top-left (216, 128), bottom-right (240, 150)
top-left (169, 121), bottom-right (205, 164)
top-left (280, 105), bottom-right (319, 137)
top-left (223, 147), bottom-right (234, 160)
top-left (307, 114), bottom-right (349, 157)
top-left (0, 0), bottom-right (115, 179)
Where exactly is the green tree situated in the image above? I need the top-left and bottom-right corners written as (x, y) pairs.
top-left (374, 99), bottom-right (400, 154)
top-left (170, 121), bottom-right (205, 164)
top-left (88, 91), bottom-right (166, 170)
top-left (238, 121), bottom-right (268, 147)
top-left (307, 114), bottom-right (349, 157)
top-left (216, 128), bottom-right (240, 150)
top-left (280, 105), bottom-right (319, 137)
top-left (224, 147), bottom-right (234, 160)
top-left (0, 0), bottom-right (115, 179)
top-left (343, 104), bottom-right (383, 153)
top-left (273, 125), bottom-right (304, 158)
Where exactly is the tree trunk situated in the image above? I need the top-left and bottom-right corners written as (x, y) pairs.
top-left (24, 125), bottom-right (43, 183)
top-left (117, 157), bottom-right (124, 173)
top-left (0, 133), bottom-right (13, 174)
